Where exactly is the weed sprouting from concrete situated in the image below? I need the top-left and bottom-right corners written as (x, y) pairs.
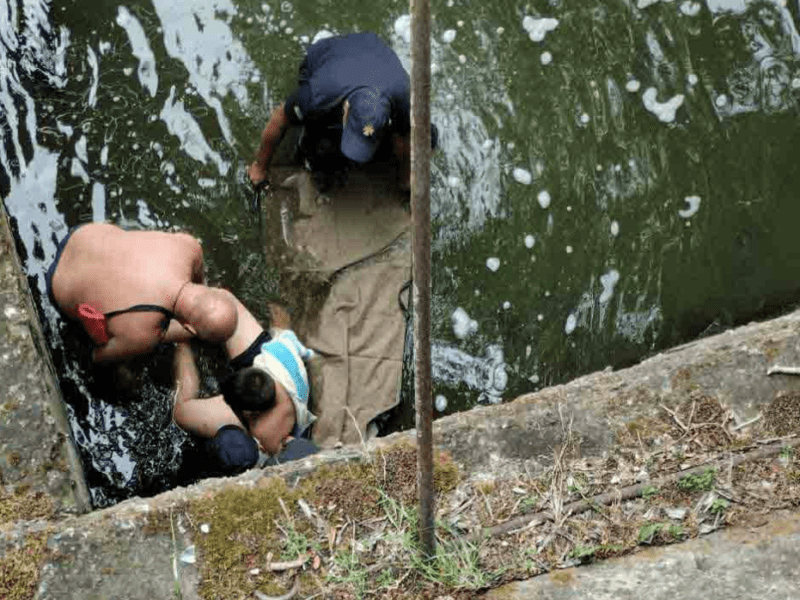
top-left (677, 468), bottom-right (716, 492)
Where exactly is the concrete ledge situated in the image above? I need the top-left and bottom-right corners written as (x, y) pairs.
top-left (419, 308), bottom-right (800, 481)
top-left (0, 207), bottom-right (90, 515)
top-left (484, 510), bottom-right (800, 600)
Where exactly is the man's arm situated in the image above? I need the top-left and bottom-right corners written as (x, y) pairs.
top-left (247, 103), bottom-right (291, 186)
top-left (92, 334), bottom-right (156, 363)
top-left (172, 342), bottom-right (243, 438)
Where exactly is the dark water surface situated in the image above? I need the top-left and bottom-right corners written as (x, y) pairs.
top-left (2, 0), bottom-right (800, 506)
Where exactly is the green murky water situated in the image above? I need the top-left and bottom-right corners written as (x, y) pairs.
top-left (2, 0), bottom-right (800, 505)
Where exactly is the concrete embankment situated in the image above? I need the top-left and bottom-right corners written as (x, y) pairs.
top-left (3, 204), bottom-right (800, 598)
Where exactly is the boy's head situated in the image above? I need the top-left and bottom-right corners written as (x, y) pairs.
top-left (220, 367), bottom-right (277, 415)
top-left (220, 367), bottom-right (296, 455)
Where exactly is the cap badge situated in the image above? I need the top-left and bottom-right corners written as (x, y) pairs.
top-left (362, 123), bottom-right (375, 137)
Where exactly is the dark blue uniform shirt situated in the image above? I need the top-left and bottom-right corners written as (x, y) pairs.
top-left (284, 32), bottom-right (411, 137)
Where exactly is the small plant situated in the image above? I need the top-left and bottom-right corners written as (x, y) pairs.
top-left (642, 485), bottom-right (658, 499)
top-left (668, 524), bottom-right (685, 539)
top-left (710, 498), bottom-right (729, 515)
top-left (569, 545), bottom-right (600, 561)
top-left (280, 524), bottom-right (309, 561)
top-left (780, 446), bottom-right (794, 460)
top-left (329, 549), bottom-right (369, 598)
top-left (638, 522), bottom-right (665, 544)
top-left (518, 496), bottom-right (539, 513)
top-left (677, 468), bottom-right (716, 492)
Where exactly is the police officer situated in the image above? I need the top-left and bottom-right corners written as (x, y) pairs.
top-left (247, 32), bottom-right (435, 193)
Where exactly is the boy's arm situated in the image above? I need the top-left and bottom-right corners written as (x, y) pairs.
top-left (162, 320), bottom-right (195, 344)
top-left (172, 342), bottom-right (243, 438)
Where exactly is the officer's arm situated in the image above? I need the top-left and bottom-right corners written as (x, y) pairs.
top-left (248, 104), bottom-right (291, 186)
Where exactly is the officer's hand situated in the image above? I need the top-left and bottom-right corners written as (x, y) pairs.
top-left (247, 162), bottom-right (269, 189)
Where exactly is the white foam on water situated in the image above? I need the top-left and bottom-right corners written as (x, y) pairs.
top-left (151, 0), bottom-right (256, 146)
top-left (599, 269), bottom-right (621, 303)
top-left (312, 29), bottom-right (334, 44)
top-left (637, 0), bottom-right (676, 8)
top-left (522, 16), bottom-right (559, 42)
top-left (116, 7), bottom-right (158, 98)
top-left (513, 167), bottom-right (532, 185)
top-left (100, 145), bottom-right (109, 166)
top-left (458, 54), bottom-right (467, 64)
top-left (537, 190), bottom-right (551, 209)
top-left (688, 73), bottom-right (698, 85)
top-left (496, 27), bottom-right (504, 35)
top-left (537, 314), bottom-right (544, 321)
top-left (566, 245), bottom-right (573, 254)
top-left (435, 395), bottom-right (448, 412)
top-left (447, 175), bottom-right (461, 187)
top-left (136, 199), bottom-right (158, 227)
top-left (678, 195), bottom-right (701, 218)
top-left (524, 234), bottom-right (535, 248)
top-left (611, 220), bottom-right (620, 236)
top-left (565, 313), bottom-right (577, 335)
top-left (442, 29), bottom-right (456, 43)
top-left (160, 85), bottom-right (230, 175)
top-left (482, 139), bottom-right (493, 150)
top-left (715, 94), bottom-right (728, 107)
top-left (626, 79), bottom-right (641, 92)
top-left (70, 158), bottom-right (89, 183)
top-left (486, 257), bottom-right (501, 272)
top-left (91, 182), bottom-right (106, 223)
top-left (86, 45), bottom-right (99, 107)
top-left (540, 51), bottom-right (552, 65)
top-left (74, 135), bottom-right (88, 163)
top-left (580, 112), bottom-right (590, 123)
top-left (680, 0), bottom-right (702, 15)
top-left (432, 343), bottom-right (508, 404)
top-left (642, 87), bottom-right (684, 123)
top-left (792, 78), bottom-right (800, 90)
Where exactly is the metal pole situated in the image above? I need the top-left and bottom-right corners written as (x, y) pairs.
top-left (410, 0), bottom-right (435, 558)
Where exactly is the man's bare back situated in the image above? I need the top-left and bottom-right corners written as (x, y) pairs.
top-left (48, 223), bottom-right (237, 363)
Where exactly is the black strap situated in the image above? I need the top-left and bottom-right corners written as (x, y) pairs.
top-left (104, 304), bottom-right (176, 321)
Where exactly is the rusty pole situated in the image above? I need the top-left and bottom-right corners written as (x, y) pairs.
top-left (410, 0), bottom-right (435, 558)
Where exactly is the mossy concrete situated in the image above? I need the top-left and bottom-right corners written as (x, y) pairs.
top-left (0, 207), bottom-right (90, 515)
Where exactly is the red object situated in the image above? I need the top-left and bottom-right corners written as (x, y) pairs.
top-left (76, 303), bottom-right (109, 345)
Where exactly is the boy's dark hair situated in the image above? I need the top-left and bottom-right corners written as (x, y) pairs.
top-left (220, 367), bottom-right (277, 419)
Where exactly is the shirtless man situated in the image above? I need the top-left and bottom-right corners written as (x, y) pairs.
top-left (172, 295), bottom-right (316, 473)
top-left (46, 223), bottom-right (238, 363)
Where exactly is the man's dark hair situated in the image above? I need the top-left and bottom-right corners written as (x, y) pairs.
top-left (220, 367), bottom-right (277, 417)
